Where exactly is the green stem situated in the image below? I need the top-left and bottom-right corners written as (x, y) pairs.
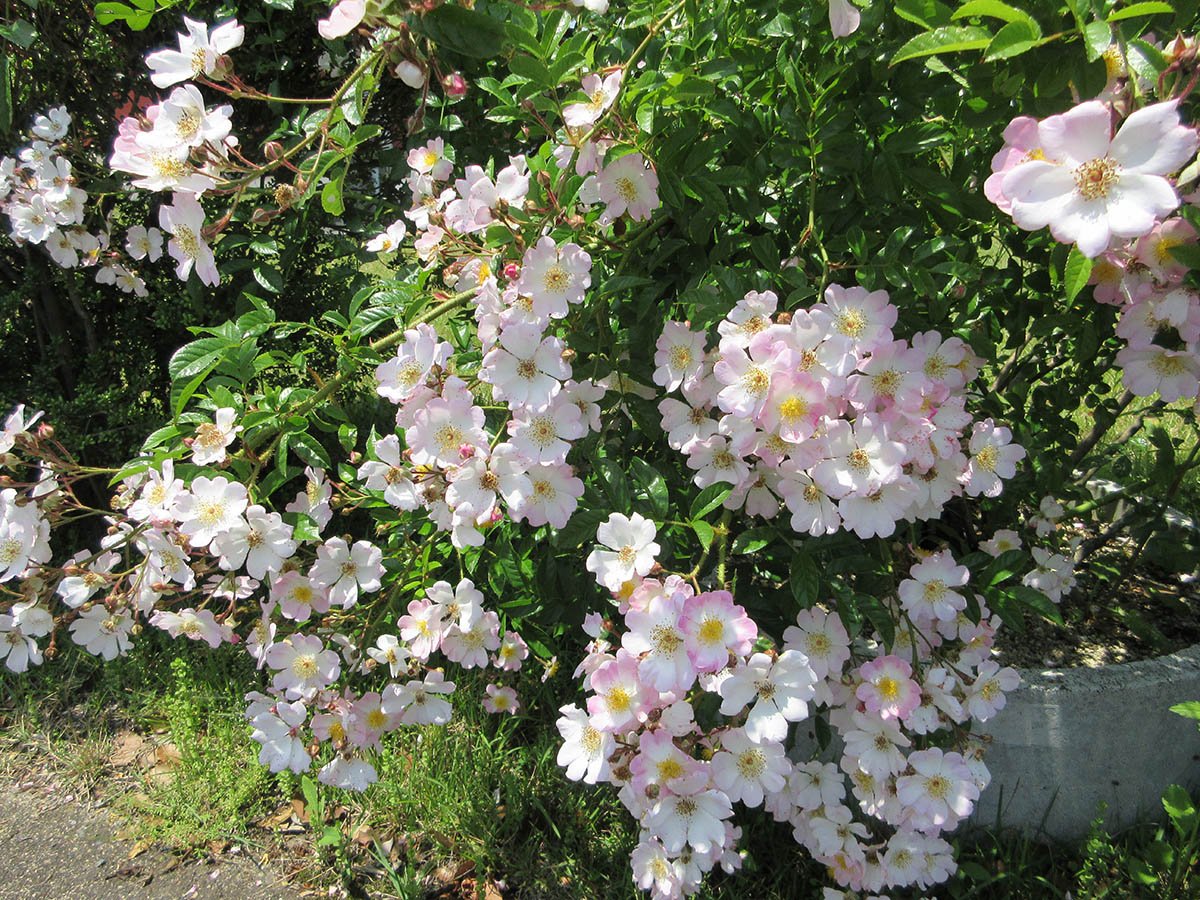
top-left (714, 508), bottom-right (732, 589)
top-left (216, 47), bottom-right (386, 191)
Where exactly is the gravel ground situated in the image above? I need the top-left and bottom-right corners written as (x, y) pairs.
top-left (0, 777), bottom-right (298, 900)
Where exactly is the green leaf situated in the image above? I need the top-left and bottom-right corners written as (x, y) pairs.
top-left (0, 17), bottom-right (37, 48)
top-left (1064, 246), bottom-right (1093, 303)
top-left (1083, 20), bottom-right (1113, 61)
top-left (1126, 857), bottom-right (1158, 886)
top-left (731, 527), bottom-right (773, 555)
top-left (1162, 784), bottom-right (1196, 832)
top-left (891, 26), bottom-right (993, 64)
top-left (859, 595), bottom-right (896, 648)
top-left (952, 0), bottom-right (1037, 26)
top-left (321, 175), bottom-right (345, 216)
top-left (1167, 242), bottom-right (1200, 270)
top-left (691, 520), bottom-right (715, 552)
top-left (789, 552), bottom-right (821, 609)
top-left (1149, 425), bottom-right (1176, 482)
top-left (290, 432), bottom-right (331, 470)
top-left (0, 51), bottom-right (10, 136)
top-left (252, 264), bottom-right (284, 295)
top-left (1170, 701), bottom-right (1200, 720)
top-left (628, 458), bottom-right (669, 519)
top-left (168, 336), bottom-right (230, 381)
top-left (1107, 1), bottom-right (1174, 21)
top-left (418, 4), bottom-right (511, 58)
top-left (553, 507), bottom-right (608, 549)
top-left (690, 484), bottom-right (731, 520)
top-left (894, 0), bottom-right (955, 29)
top-left (597, 457), bottom-right (632, 514)
top-left (984, 20), bottom-right (1042, 59)
top-left (1007, 584), bottom-right (1065, 625)
top-left (141, 425), bottom-right (180, 450)
top-left (508, 54), bottom-right (555, 87)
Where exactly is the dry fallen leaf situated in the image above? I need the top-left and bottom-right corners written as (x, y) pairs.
top-left (351, 823), bottom-right (376, 846)
top-left (258, 805), bottom-right (294, 829)
top-left (483, 881), bottom-right (504, 900)
top-left (127, 839), bottom-right (151, 859)
top-left (109, 732), bottom-right (148, 768)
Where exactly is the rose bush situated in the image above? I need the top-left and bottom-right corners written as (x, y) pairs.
top-left (2, 0), bottom-right (1200, 896)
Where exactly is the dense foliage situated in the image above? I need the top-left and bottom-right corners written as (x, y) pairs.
top-left (2, 0), bottom-right (1199, 896)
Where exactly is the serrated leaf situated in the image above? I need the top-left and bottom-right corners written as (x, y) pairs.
top-left (290, 432), bottom-right (331, 470)
top-left (253, 264), bottom-right (284, 294)
top-left (984, 20), bottom-right (1042, 59)
top-left (690, 484), bottom-right (731, 520)
top-left (1083, 20), bottom-right (1112, 61)
top-left (1064, 246), bottom-right (1093, 303)
top-left (1107, 1), bottom-right (1174, 21)
top-left (952, 0), bottom-right (1037, 26)
top-left (891, 26), bottom-right (993, 64)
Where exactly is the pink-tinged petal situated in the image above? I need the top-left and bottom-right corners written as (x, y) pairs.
top-left (318, 0), bottom-right (365, 39)
top-left (1038, 101), bottom-right (1113, 166)
top-left (828, 0), bottom-right (860, 37)
top-left (1106, 173), bottom-right (1179, 239)
top-left (1004, 163), bottom-right (1076, 230)
top-left (1050, 195), bottom-right (1111, 257)
top-left (1111, 100), bottom-right (1200, 175)
top-left (1002, 116), bottom-right (1041, 150)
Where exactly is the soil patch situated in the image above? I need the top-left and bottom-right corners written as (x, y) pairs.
top-left (993, 530), bottom-right (1200, 670)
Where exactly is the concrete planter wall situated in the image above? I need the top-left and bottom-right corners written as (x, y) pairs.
top-left (970, 643), bottom-right (1200, 841)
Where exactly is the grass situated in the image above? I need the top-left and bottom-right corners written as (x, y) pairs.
top-left (1, 636), bottom-right (1197, 899)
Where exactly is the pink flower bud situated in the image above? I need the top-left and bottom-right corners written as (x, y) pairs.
top-left (502, 262), bottom-right (520, 280)
top-left (443, 72), bottom-right (468, 98)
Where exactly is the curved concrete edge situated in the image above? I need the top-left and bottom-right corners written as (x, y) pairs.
top-left (970, 643), bottom-right (1200, 842)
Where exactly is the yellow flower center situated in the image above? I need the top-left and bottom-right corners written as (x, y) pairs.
top-left (1073, 158), bottom-right (1120, 201)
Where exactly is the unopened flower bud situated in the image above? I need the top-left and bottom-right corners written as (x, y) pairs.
top-left (36, 423), bottom-right (54, 440)
top-left (263, 141), bottom-right (284, 161)
top-left (502, 262), bottom-right (520, 280)
top-left (458, 444), bottom-right (477, 460)
top-left (210, 54), bottom-right (235, 82)
top-left (442, 72), bottom-right (468, 98)
top-left (394, 60), bottom-right (425, 89)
